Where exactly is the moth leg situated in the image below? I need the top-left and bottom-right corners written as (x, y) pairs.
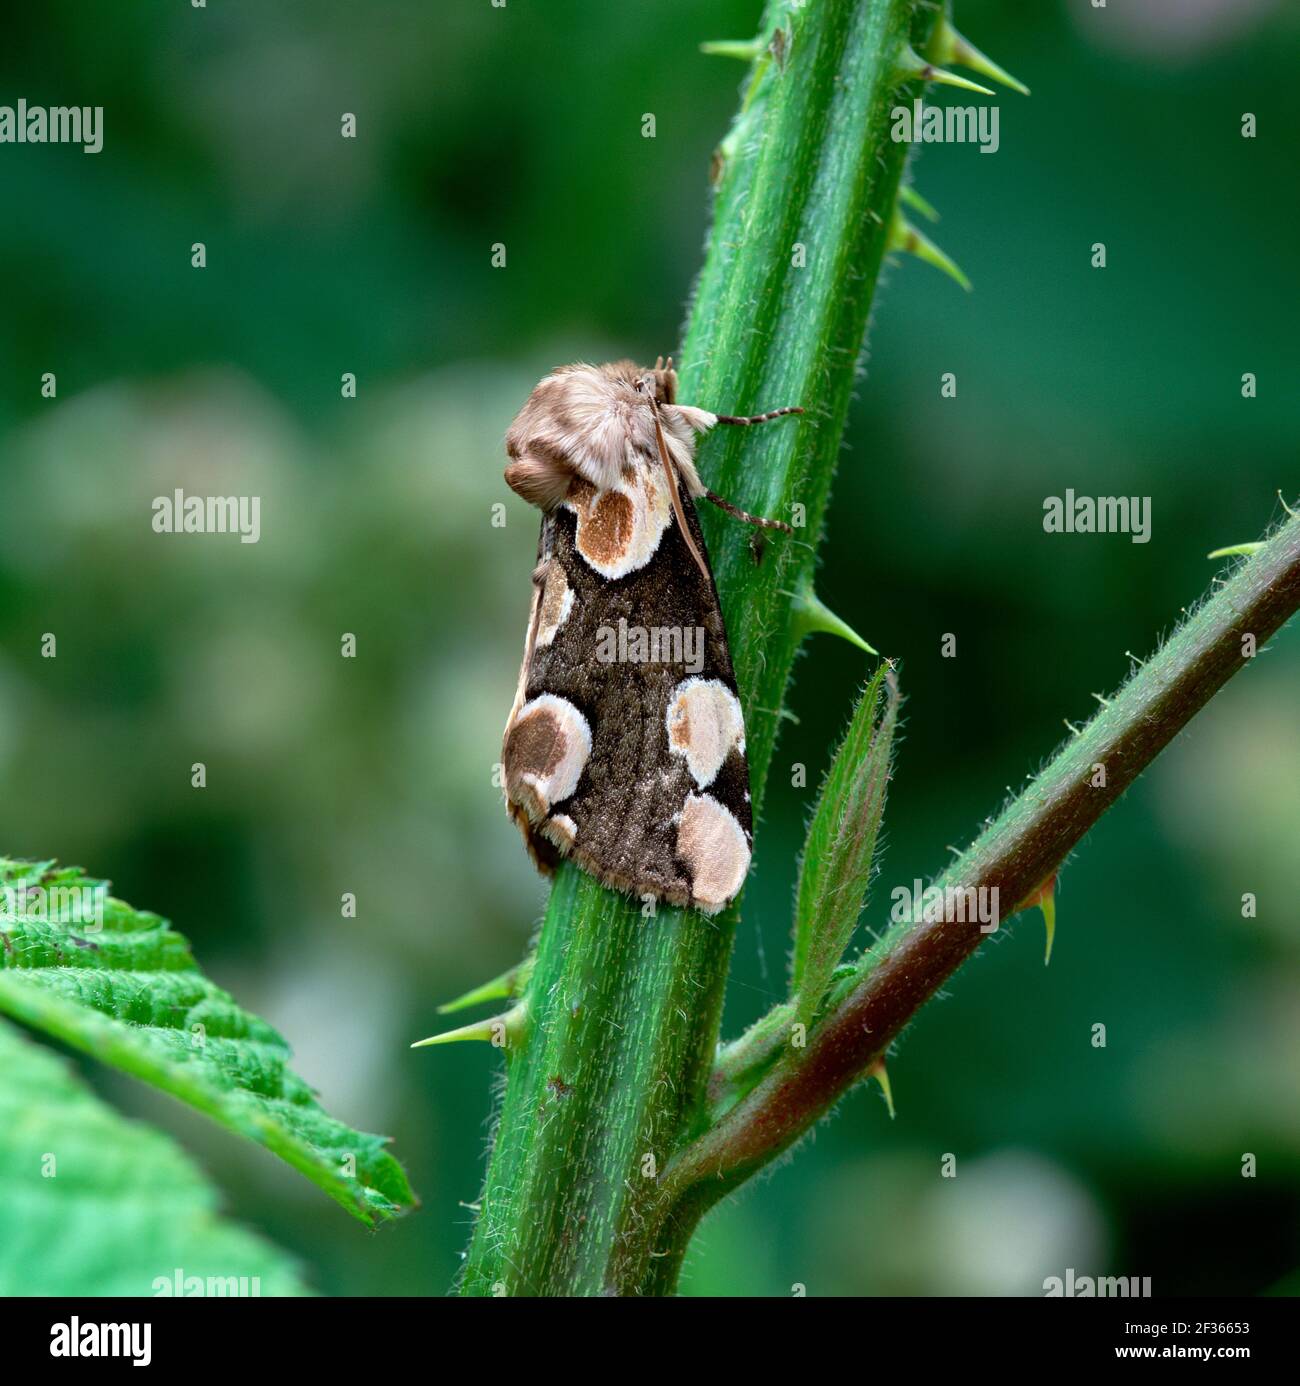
top-left (704, 400), bottom-right (802, 530)
top-left (704, 488), bottom-right (793, 534)
top-left (715, 405), bottom-right (803, 426)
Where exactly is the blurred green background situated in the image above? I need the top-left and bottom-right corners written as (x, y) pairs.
top-left (1, 0), bottom-right (1297, 1296)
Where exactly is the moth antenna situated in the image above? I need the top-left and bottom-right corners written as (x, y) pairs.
top-left (715, 405), bottom-right (804, 426)
top-left (650, 399), bottom-right (712, 583)
top-left (704, 488), bottom-right (793, 534)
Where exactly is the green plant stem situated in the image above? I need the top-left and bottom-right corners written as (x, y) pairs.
top-left (656, 512), bottom-right (1300, 1235)
top-left (460, 0), bottom-right (936, 1296)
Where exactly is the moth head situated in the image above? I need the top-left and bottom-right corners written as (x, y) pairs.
top-left (505, 361), bottom-right (666, 508)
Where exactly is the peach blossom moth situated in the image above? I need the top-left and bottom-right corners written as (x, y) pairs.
top-left (500, 358), bottom-right (801, 914)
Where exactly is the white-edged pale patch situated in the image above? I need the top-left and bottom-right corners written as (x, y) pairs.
top-left (536, 563), bottom-right (574, 647)
top-left (562, 465), bottom-right (671, 580)
top-left (676, 792), bottom-right (751, 913)
top-left (665, 677), bottom-right (745, 789)
top-left (504, 693), bottom-right (592, 820)
top-left (541, 812), bottom-right (577, 852)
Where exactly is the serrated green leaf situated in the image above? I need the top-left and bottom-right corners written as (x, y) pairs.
top-left (0, 1018), bottom-right (309, 1296)
top-left (790, 666), bottom-right (898, 1029)
top-left (0, 858), bottom-right (415, 1227)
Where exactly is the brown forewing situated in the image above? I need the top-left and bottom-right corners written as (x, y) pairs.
top-left (502, 479), bottom-right (752, 913)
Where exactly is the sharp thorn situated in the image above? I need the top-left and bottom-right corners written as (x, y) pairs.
top-left (1017, 875), bottom-right (1058, 966)
top-left (437, 955), bottom-right (534, 1014)
top-left (412, 1001), bottom-right (527, 1050)
top-left (896, 45), bottom-right (995, 97)
top-left (929, 18), bottom-right (1030, 96)
top-left (868, 1057), bottom-right (896, 1119)
top-left (789, 579), bottom-right (878, 654)
top-left (700, 38), bottom-right (764, 62)
top-left (1279, 491), bottom-right (1298, 519)
top-left (1206, 542), bottom-right (1264, 560)
top-left (411, 1017), bottom-right (499, 1048)
top-left (887, 205), bottom-right (971, 291)
top-left (900, 183), bottom-right (940, 223)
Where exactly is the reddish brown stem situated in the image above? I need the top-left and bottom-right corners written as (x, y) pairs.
top-left (636, 511), bottom-right (1300, 1280)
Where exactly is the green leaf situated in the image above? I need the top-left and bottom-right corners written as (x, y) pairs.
top-left (0, 858), bottom-right (416, 1227)
top-left (791, 665), bottom-right (898, 1028)
top-left (0, 1017), bottom-right (309, 1295)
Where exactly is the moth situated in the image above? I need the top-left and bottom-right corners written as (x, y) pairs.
top-left (500, 358), bottom-right (801, 915)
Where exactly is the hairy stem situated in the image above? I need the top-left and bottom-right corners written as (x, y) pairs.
top-left (460, 0), bottom-right (936, 1296)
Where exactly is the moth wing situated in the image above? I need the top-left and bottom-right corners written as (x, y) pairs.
top-left (502, 541), bottom-right (563, 873)
top-left (502, 462), bottom-right (752, 914)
